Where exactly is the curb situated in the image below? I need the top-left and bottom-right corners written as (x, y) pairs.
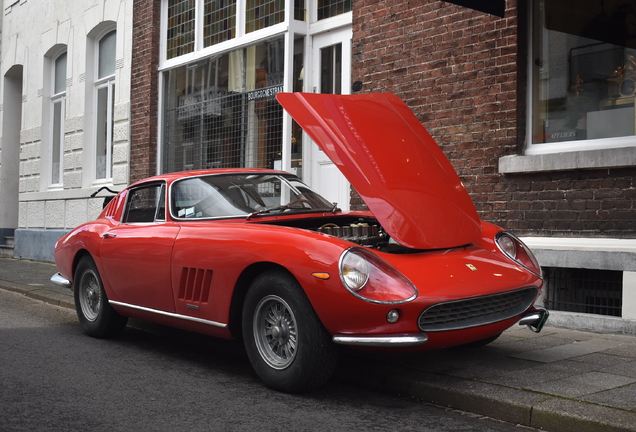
top-left (335, 352), bottom-right (636, 432)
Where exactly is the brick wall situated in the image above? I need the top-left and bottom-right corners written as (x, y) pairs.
top-left (352, 0), bottom-right (636, 238)
top-left (129, 0), bottom-right (161, 184)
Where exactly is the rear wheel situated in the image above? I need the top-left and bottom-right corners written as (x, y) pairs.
top-left (242, 270), bottom-right (338, 393)
top-left (74, 256), bottom-right (127, 338)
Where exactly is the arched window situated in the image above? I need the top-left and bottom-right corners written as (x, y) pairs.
top-left (95, 30), bottom-right (116, 180)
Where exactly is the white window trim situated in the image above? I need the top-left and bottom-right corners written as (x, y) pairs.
top-left (524, 0), bottom-right (636, 157)
top-left (50, 95), bottom-right (66, 187)
top-left (49, 51), bottom-right (67, 189)
top-left (93, 30), bottom-right (116, 183)
top-left (93, 79), bottom-right (115, 181)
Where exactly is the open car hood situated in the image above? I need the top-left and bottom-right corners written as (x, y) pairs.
top-left (276, 92), bottom-right (482, 250)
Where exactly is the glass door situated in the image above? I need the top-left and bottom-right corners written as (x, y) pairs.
top-left (307, 27), bottom-right (352, 210)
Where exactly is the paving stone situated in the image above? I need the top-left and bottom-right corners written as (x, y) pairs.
top-left (582, 382), bottom-right (636, 411)
top-left (511, 338), bottom-right (624, 363)
top-left (524, 371), bottom-right (636, 398)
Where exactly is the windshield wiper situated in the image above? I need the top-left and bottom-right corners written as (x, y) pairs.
top-left (246, 204), bottom-right (290, 220)
top-left (246, 202), bottom-right (337, 220)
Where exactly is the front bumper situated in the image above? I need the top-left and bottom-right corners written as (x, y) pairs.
top-left (332, 333), bottom-right (428, 348)
top-left (331, 308), bottom-right (549, 348)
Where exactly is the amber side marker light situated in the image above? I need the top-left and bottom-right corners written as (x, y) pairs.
top-left (312, 272), bottom-right (331, 280)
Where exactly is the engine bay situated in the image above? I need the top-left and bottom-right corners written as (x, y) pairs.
top-left (262, 215), bottom-right (413, 252)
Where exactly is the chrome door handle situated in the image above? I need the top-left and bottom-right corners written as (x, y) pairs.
top-left (103, 232), bottom-right (117, 238)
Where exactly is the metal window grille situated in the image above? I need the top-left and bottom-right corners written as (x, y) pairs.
top-left (167, 0), bottom-right (196, 59)
top-left (245, 0), bottom-right (285, 33)
top-left (204, 0), bottom-right (236, 47)
top-left (317, 0), bottom-right (351, 20)
top-left (163, 89), bottom-right (283, 173)
top-left (543, 267), bottom-right (622, 317)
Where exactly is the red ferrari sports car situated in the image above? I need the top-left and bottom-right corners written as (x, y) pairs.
top-left (52, 92), bottom-right (547, 393)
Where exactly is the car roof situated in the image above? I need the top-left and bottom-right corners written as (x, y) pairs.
top-left (129, 168), bottom-right (291, 187)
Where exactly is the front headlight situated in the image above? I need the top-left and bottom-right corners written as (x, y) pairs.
top-left (495, 231), bottom-right (542, 277)
top-left (339, 248), bottom-right (418, 304)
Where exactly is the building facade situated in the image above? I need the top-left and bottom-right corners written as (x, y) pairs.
top-left (0, 0), bottom-right (134, 261)
top-left (352, 0), bottom-right (636, 332)
top-left (1, 0), bottom-right (635, 332)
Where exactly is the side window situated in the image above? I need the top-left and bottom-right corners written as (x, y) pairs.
top-left (123, 183), bottom-right (165, 223)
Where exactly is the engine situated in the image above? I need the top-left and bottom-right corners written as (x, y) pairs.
top-left (315, 222), bottom-right (389, 247)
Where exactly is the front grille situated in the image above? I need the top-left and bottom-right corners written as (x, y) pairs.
top-left (418, 287), bottom-right (538, 331)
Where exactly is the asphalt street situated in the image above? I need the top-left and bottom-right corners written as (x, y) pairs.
top-left (1, 257), bottom-right (636, 431)
top-left (1, 288), bottom-right (535, 432)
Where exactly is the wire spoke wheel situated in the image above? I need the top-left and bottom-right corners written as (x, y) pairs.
top-left (78, 270), bottom-right (102, 322)
top-left (253, 295), bottom-right (298, 370)
top-left (73, 256), bottom-right (128, 338)
top-left (242, 271), bottom-right (339, 392)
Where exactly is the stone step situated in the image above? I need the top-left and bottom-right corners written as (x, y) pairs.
top-left (1, 236), bottom-right (15, 257)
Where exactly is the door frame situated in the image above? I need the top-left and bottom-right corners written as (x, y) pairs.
top-left (303, 25), bottom-right (352, 210)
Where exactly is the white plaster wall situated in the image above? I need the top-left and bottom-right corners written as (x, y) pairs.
top-left (623, 271), bottom-right (636, 321)
top-left (1, 0), bottom-right (133, 232)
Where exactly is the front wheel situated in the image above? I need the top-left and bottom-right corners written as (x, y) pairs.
top-left (242, 271), bottom-right (338, 393)
top-left (74, 256), bottom-right (128, 338)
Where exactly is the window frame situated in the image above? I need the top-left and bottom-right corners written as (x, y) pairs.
top-left (93, 30), bottom-right (117, 182)
top-left (50, 51), bottom-right (67, 187)
top-left (122, 182), bottom-right (167, 224)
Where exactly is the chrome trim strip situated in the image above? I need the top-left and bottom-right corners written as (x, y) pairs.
top-left (109, 300), bottom-right (227, 328)
top-left (50, 273), bottom-right (72, 289)
top-left (332, 333), bottom-right (428, 347)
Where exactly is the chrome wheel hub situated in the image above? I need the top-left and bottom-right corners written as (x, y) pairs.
top-left (253, 295), bottom-right (298, 370)
top-left (79, 270), bottom-right (101, 322)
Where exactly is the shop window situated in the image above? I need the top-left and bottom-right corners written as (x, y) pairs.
top-left (317, 0), bottom-right (351, 20)
top-left (51, 52), bottom-right (67, 186)
top-left (167, 0), bottom-right (196, 59)
top-left (531, 0), bottom-right (636, 152)
top-left (162, 36), bottom-right (303, 174)
top-left (245, 0), bottom-right (285, 33)
top-left (204, 0), bottom-right (236, 47)
top-left (95, 30), bottom-right (116, 181)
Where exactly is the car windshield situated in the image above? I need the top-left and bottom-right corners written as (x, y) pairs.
top-left (170, 173), bottom-right (335, 219)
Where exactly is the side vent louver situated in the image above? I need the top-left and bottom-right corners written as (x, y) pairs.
top-left (178, 267), bottom-right (213, 304)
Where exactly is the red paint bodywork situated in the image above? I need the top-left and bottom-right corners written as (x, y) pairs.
top-left (276, 92), bottom-right (482, 250)
top-left (54, 93), bottom-right (544, 351)
top-left (54, 170), bottom-right (542, 351)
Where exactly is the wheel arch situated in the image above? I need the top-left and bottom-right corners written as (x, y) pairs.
top-left (228, 262), bottom-right (298, 340)
top-left (69, 249), bottom-right (93, 290)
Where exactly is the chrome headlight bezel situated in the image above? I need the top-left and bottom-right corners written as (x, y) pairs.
top-left (338, 247), bottom-right (418, 304)
top-left (495, 231), bottom-right (542, 278)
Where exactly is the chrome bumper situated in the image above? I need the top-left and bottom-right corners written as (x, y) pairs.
top-left (519, 307), bottom-right (549, 333)
top-left (332, 333), bottom-right (428, 348)
top-left (50, 272), bottom-right (72, 289)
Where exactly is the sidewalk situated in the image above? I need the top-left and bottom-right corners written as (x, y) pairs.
top-left (1, 256), bottom-right (635, 432)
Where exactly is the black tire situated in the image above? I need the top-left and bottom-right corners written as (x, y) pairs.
top-left (242, 270), bottom-right (338, 393)
top-left (74, 256), bottom-right (128, 338)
